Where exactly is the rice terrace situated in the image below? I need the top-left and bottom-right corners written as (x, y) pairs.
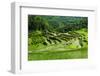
top-left (28, 15), bottom-right (88, 61)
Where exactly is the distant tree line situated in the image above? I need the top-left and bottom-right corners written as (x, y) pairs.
top-left (28, 15), bottom-right (88, 33)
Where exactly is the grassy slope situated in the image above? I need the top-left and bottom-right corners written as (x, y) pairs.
top-left (28, 28), bottom-right (88, 61)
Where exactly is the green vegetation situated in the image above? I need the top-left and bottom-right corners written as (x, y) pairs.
top-left (28, 15), bottom-right (88, 61)
top-left (28, 48), bottom-right (88, 60)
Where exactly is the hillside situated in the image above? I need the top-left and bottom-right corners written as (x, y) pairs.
top-left (28, 15), bottom-right (88, 60)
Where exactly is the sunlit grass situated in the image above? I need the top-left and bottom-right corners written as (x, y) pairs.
top-left (28, 48), bottom-right (88, 61)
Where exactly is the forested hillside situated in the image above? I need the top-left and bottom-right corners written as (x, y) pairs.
top-left (28, 15), bottom-right (88, 60)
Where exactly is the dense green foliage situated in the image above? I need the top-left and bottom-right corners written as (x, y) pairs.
top-left (28, 15), bottom-right (88, 61)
